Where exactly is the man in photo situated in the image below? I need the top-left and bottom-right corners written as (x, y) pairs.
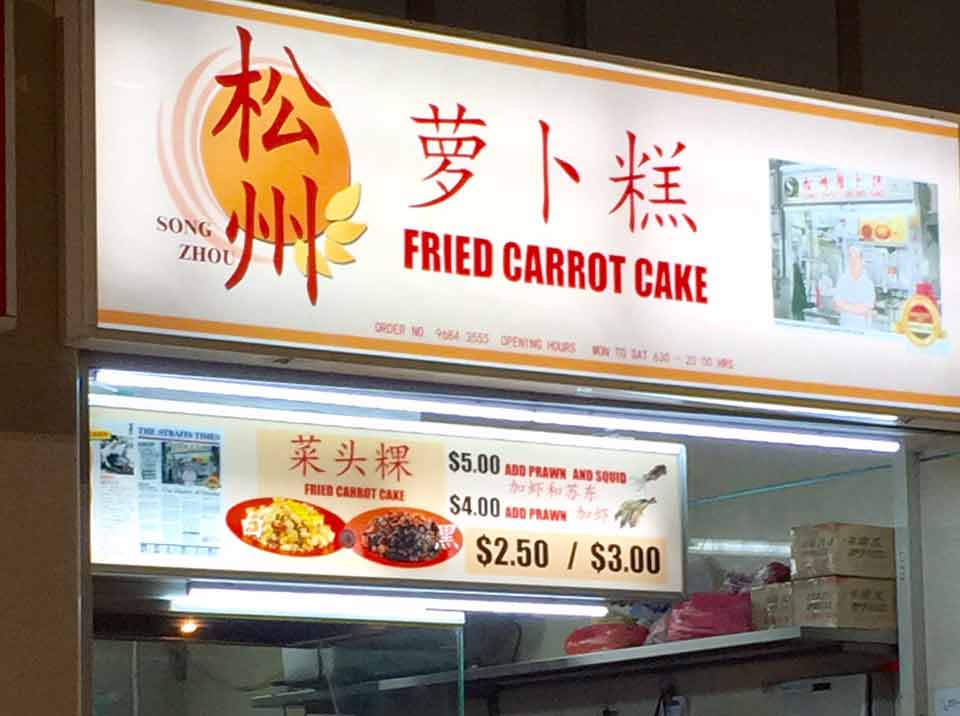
top-left (834, 244), bottom-right (876, 330)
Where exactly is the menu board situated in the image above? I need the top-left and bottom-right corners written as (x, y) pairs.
top-left (90, 405), bottom-right (686, 596)
top-left (79, 0), bottom-right (960, 414)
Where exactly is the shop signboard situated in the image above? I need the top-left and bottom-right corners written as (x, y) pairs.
top-left (89, 403), bottom-right (687, 596)
top-left (73, 0), bottom-right (960, 412)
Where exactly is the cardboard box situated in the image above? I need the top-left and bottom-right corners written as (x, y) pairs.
top-left (792, 576), bottom-right (897, 630)
top-left (791, 523), bottom-right (895, 579)
top-left (751, 582), bottom-right (794, 629)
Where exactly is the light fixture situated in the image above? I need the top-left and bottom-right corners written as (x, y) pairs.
top-left (93, 369), bottom-right (898, 424)
top-left (639, 394), bottom-right (900, 424)
top-left (688, 538), bottom-right (791, 558)
top-left (178, 619), bottom-right (200, 635)
top-left (88, 393), bottom-right (685, 455)
top-left (526, 410), bottom-right (899, 453)
top-left (94, 369), bottom-right (536, 423)
top-left (169, 587), bottom-right (607, 620)
top-left (89, 374), bottom-right (901, 453)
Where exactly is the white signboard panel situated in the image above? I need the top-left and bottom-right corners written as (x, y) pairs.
top-left (91, 0), bottom-right (960, 411)
top-left (90, 404), bottom-right (686, 596)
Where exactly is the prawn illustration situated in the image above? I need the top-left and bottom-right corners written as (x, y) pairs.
top-left (615, 497), bottom-right (657, 528)
top-left (616, 464), bottom-right (668, 527)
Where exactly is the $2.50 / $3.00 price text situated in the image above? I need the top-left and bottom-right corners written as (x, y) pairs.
top-left (464, 528), bottom-right (668, 586)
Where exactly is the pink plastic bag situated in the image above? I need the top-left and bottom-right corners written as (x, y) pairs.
top-left (665, 592), bottom-right (752, 642)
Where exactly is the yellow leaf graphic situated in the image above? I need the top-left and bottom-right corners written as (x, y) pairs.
top-left (326, 221), bottom-right (367, 245)
top-left (316, 253), bottom-right (333, 277)
top-left (324, 239), bottom-right (355, 265)
top-left (294, 239), bottom-right (333, 278)
top-left (294, 240), bottom-right (309, 274)
top-left (325, 183), bottom-right (361, 222)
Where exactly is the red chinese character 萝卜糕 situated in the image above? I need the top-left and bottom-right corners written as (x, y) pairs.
top-left (539, 120), bottom-right (581, 223)
top-left (410, 103), bottom-right (487, 207)
top-left (609, 134), bottom-right (696, 233)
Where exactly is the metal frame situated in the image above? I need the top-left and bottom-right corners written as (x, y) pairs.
top-left (78, 352), bottom-right (932, 715)
top-left (893, 446), bottom-right (928, 716)
top-left (57, 0), bottom-right (960, 426)
top-left (82, 351), bottom-right (691, 602)
top-left (78, 352), bottom-right (925, 699)
top-left (250, 627), bottom-right (898, 710)
top-left (59, 0), bottom-right (95, 342)
top-left (78, 357), bottom-right (94, 716)
top-left (0, 0), bottom-right (15, 327)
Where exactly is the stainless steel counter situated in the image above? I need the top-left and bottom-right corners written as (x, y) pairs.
top-left (251, 627), bottom-right (897, 709)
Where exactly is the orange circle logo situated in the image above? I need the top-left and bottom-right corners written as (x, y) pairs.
top-left (201, 72), bottom-right (351, 244)
top-left (160, 27), bottom-right (366, 304)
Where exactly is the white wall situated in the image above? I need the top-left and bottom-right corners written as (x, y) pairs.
top-left (182, 643), bottom-right (284, 716)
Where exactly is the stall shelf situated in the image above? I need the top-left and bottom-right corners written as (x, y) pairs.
top-left (251, 627), bottom-right (897, 710)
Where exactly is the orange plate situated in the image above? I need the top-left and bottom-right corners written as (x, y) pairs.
top-left (225, 497), bottom-right (346, 557)
top-left (343, 507), bottom-right (463, 568)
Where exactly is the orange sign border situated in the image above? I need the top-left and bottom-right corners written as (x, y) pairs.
top-left (145, 0), bottom-right (957, 138)
top-left (99, 309), bottom-right (960, 410)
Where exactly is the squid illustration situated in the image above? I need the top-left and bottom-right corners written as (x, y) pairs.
top-left (632, 464), bottom-right (667, 488)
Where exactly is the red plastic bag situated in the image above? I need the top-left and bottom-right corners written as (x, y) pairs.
top-left (564, 622), bottom-right (650, 655)
top-left (665, 592), bottom-right (752, 642)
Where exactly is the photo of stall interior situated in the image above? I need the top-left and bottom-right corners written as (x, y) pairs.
top-left (770, 159), bottom-right (942, 338)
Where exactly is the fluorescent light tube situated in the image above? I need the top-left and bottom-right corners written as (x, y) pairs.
top-left (170, 590), bottom-right (464, 624)
top-left (87, 393), bottom-right (684, 455)
top-left (426, 598), bottom-right (607, 617)
top-left (91, 370), bottom-right (901, 453)
top-left (647, 394), bottom-right (899, 423)
top-left (94, 369), bottom-right (536, 423)
top-left (171, 588), bottom-right (608, 619)
top-left (94, 369), bottom-right (898, 424)
top-left (528, 410), bottom-right (900, 453)
top-left (688, 538), bottom-right (791, 558)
